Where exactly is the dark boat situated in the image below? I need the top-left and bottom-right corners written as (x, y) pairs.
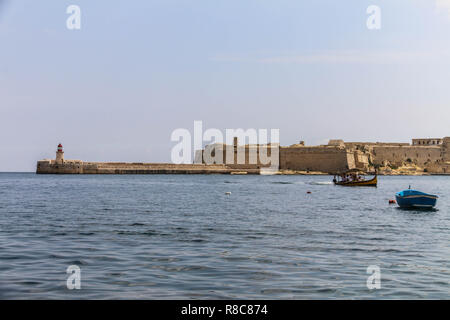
top-left (395, 188), bottom-right (438, 209)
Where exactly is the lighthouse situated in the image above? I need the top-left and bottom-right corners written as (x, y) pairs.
top-left (56, 143), bottom-right (64, 164)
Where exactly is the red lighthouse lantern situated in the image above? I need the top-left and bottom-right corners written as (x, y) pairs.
top-left (57, 144), bottom-right (63, 152)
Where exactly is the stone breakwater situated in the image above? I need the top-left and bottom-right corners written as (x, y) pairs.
top-left (36, 160), bottom-right (260, 175)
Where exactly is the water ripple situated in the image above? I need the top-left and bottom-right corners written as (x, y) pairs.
top-left (0, 173), bottom-right (449, 299)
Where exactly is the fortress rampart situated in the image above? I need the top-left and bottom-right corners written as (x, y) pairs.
top-left (279, 146), bottom-right (353, 173)
top-left (371, 145), bottom-right (441, 166)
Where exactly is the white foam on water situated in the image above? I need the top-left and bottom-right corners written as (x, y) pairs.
top-left (309, 181), bottom-right (333, 185)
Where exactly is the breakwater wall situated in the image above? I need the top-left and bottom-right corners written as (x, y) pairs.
top-left (36, 160), bottom-right (259, 174)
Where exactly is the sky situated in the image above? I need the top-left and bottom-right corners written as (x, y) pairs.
top-left (1, 0), bottom-right (450, 171)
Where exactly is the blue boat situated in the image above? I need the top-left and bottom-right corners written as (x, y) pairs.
top-left (395, 188), bottom-right (438, 209)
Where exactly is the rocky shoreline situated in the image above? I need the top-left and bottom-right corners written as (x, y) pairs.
top-left (276, 164), bottom-right (450, 176)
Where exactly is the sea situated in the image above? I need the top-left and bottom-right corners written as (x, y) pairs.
top-left (0, 173), bottom-right (449, 299)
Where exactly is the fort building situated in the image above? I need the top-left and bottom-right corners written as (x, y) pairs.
top-left (412, 138), bottom-right (443, 146)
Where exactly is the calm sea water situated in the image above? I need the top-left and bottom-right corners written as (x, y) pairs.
top-left (0, 173), bottom-right (449, 299)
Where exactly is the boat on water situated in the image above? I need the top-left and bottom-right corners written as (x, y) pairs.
top-left (395, 188), bottom-right (438, 209)
top-left (333, 169), bottom-right (377, 187)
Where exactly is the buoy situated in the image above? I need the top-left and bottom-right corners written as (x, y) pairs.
top-left (389, 199), bottom-right (396, 204)
top-left (225, 192), bottom-right (231, 195)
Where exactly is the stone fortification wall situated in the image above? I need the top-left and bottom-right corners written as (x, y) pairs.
top-left (200, 144), bottom-right (354, 173)
top-left (353, 150), bottom-right (370, 170)
top-left (442, 137), bottom-right (450, 162)
top-left (344, 142), bottom-right (409, 148)
top-left (279, 146), bottom-right (353, 173)
top-left (200, 144), bottom-right (278, 170)
top-left (226, 145), bottom-right (277, 170)
top-left (201, 142), bottom-right (356, 173)
top-left (426, 162), bottom-right (450, 174)
top-left (371, 146), bottom-right (441, 166)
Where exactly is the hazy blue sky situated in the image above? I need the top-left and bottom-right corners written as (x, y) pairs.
top-left (1, 0), bottom-right (450, 171)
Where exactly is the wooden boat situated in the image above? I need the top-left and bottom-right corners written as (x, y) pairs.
top-left (333, 169), bottom-right (377, 187)
top-left (395, 189), bottom-right (438, 209)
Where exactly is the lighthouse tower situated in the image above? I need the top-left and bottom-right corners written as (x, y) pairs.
top-left (56, 143), bottom-right (64, 164)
